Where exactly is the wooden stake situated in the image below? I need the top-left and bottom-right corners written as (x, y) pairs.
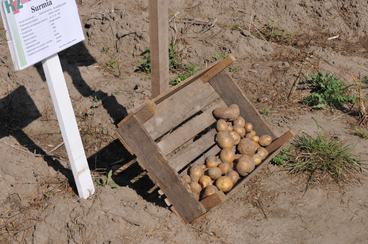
top-left (42, 54), bottom-right (95, 199)
top-left (149, 0), bottom-right (169, 98)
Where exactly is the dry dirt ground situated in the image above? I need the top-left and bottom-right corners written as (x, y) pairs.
top-left (1, 0), bottom-right (368, 243)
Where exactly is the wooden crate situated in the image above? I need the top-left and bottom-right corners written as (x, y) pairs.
top-left (117, 55), bottom-right (293, 223)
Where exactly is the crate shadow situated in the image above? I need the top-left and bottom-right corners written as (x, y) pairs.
top-left (87, 140), bottom-right (167, 207)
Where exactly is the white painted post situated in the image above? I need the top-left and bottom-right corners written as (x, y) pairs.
top-left (42, 54), bottom-right (95, 199)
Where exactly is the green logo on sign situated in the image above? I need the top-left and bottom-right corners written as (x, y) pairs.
top-left (4, 0), bottom-right (31, 15)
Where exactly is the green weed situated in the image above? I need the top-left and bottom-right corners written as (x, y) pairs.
top-left (260, 107), bottom-right (271, 116)
top-left (271, 146), bottom-right (291, 166)
top-left (304, 73), bottom-right (356, 109)
top-left (96, 170), bottom-right (119, 189)
top-left (276, 133), bottom-right (364, 184)
top-left (136, 42), bottom-right (181, 74)
top-left (170, 64), bottom-right (199, 86)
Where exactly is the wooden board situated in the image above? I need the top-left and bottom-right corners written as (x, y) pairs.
top-left (168, 129), bottom-right (217, 172)
top-left (200, 191), bottom-right (226, 210)
top-left (144, 81), bottom-right (219, 139)
top-left (117, 115), bottom-right (206, 223)
top-left (209, 73), bottom-right (276, 138)
top-left (149, 0), bottom-right (169, 97)
top-left (158, 99), bottom-right (225, 155)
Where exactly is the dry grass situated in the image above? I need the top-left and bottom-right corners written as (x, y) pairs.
top-left (273, 133), bottom-right (364, 186)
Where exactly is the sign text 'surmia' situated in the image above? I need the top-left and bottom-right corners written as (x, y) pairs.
top-left (4, 0), bottom-right (53, 15)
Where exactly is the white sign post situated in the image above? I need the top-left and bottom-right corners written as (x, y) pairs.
top-left (1, 0), bottom-right (95, 199)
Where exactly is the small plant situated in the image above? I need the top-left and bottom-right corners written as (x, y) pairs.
top-left (136, 48), bottom-right (151, 73)
top-left (271, 146), bottom-right (291, 166)
top-left (136, 42), bottom-right (181, 74)
top-left (260, 107), bottom-right (271, 116)
top-left (228, 66), bottom-right (239, 73)
top-left (96, 170), bottom-right (119, 189)
top-left (170, 64), bottom-right (199, 86)
top-left (213, 51), bottom-right (227, 61)
top-left (169, 42), bottom-right (180, 70)
top-left (353, 127), bottom-right (368, 139)
top-left (304, 73), bottom-right (356, 109)
top-left (275, 133), bottom-right (364, 185)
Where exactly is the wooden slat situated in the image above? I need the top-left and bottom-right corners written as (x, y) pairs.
top-left (185, 145), bottom-right (222, 172)
top-left (144, 81), bottom-right (219, 139)
top-left (200, 191), bottom-right (226, 210)
top-left (266, 130), bottom-right (294, 154)
top-left (149, 0), bottom-right (169, 97)
top-left (134, 100), bottom-right (156, 124)
top-left (227, 131), bottom-right (294, 197)
top-left (153, 55), bottom-right (235, 104)
top-left (117, 115), bottom-right (206, 223)
top-left (168, 129), bottom-right (217, 172)
top-left (200, 55), bottom-right (236, 83)
top-left (158, 100), bottom-right (225, 155)
top-left (209, 73), bottom-right (276, 138)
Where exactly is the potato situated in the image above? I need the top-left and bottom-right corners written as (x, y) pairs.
top-left (227, 123), bottom-right (234, 132)
top-left (213, 104), bottom-right (240, 121)
top-left (216, 176), bottom-right (234, 193)
top-left (216, 131), bottom-right (234, 149)
top-left (245, 123), bottom-right (254, 132)
top-left (236, 156), bottom-right (256, 176)
top-left (202, 185), bottom-right (218, 198)
top-left (181, 175), bottom-right (191, 184)
top-left (237, 138), bottom-right (259, 155)
top-left (190, 182), bottom-right (202, 194)
top-left (206, 156), bottom-right (221, 168)
top-left (247, 130), bottom-right (257, 137)
top-left (189, 165), bottom-right (204, 181)
top-left (259, 135), bottom-right (272, 147)
top-left (233, 116), bottom-right (246, 128)
top-left (234, 126), bottom-right (246, 138)
top-left (208, 167), bottom-right (222, 180)
top-left (218, 162), bottom-right (231, 175)
top-left (230, 131), bottom-right (241, 145)
top-left (253, 154), bottom-right (263, 166)
top-left (216, 119), bottom-right (228, 132)
top-left (220, 148), bottom-right (235, 164)
top-left (257, 147), bottom-right (269, 160)
top-left (227, 170), bottom-right (240, 184)
top-left (228, 104), bottom-right (240, 121)
top-left (199, 175), bottom-right (212, 188)
top-left (252, 136), bottom-right (260, 143)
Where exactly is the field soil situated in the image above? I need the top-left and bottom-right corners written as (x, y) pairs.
top-left (1, 0), bottom-right (368, 243)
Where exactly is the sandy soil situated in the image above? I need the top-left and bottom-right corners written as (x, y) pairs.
top-left (1, 0), bottom-right (368, 243)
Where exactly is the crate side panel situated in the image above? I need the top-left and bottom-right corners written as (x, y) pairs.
top-left (118, 115), bottom-right (206, 223)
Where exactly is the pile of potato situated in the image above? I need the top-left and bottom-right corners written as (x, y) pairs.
top-left (181, 104), bottom-right (272, 201)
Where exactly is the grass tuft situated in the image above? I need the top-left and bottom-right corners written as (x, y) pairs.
top-left (304, 73), bottom-right (356, 109)
top-left (272, 133), bottom-right (364, 185)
